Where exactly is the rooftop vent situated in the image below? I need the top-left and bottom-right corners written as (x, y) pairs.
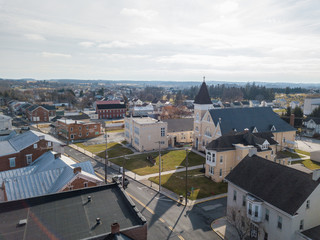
top-left (88, 196), bottom-right (91, 202)
top-left (18, 219), bottom-right (27, 226)
top-left (96, 218), bottom-right (101, 225)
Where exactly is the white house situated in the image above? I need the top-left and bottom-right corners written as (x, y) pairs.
top-left (304, 118), bottom-right (320, 136)
top-left (303, 97), bottom-right (320, 115)
top-left (225, 154), bottom-right (320, 240)
top-left (290, 101), bottom-right (300, 109)
top-left (0, 114), bottom-right (12, 131)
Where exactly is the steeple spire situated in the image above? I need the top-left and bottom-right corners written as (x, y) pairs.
top-left (194, 78), bottom-right (212, 104)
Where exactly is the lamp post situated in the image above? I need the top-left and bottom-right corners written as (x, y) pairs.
top-left (104, 123), bottom-right (108, 184)
top-left (158, 141), bottom-right (162, 192)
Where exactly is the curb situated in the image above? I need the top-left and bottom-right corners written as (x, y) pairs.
top-left (211, 217), bottom-right (226, 240)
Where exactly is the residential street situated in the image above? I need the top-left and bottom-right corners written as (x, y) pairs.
top-left (64, 146), bottom-right (225, 240)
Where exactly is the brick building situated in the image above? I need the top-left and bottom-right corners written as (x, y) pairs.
top-left (0, 130), bottom-right (63, 172)
top-left (56, 119), bottom-right (102, 140)
top-left (26, 104), bottom-right (56, 122)
top-left (96, 102), bottom-right (127, 119)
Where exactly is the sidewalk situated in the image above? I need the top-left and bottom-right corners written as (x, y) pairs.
top-left (211, 217), bottom-right (240, 240)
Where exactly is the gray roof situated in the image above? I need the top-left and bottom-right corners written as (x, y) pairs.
top-left (0, 151), bottom-right (101, 201)
top-left (0, 184), bottom-right (146, 240)
top-left (225, 155), bottom-right (320, 215)
top-left (301, 225), bottom-right (320, 240)
top-left (194, 82), bottom-right (212, 104)
top-left (163, 118), bottom-right (194, 132)
top-left (209, 107), bottom-right (296, 134)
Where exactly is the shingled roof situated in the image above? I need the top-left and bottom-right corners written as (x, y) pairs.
top-left (206, 131), bottom-right (278, 152)
top-left (163, 118), bottom-right (193, 132)
top-left (194, 82), bottom-right (212, 104)
top-left (225, 155), bottom-right (320, 215)
top-left (209, 107), bottom-right (296, 134)
top-left (97, 103), bottom-right (126, 109)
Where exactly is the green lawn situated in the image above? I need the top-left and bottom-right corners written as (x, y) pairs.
top-left (294, 149), bottom-right (310, 156)
top-left (294, 159), bottom-right (320, 170)
top-left (75, 142), bottom-right (133, 158)
top-left (110, 150), bottom-right (205, 176)
top-left (149, 169), bottom-right (228, 200)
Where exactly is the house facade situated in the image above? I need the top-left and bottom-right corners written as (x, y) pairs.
top-left (56, 119), bottom-right (102, 141)
top-left (96, 103), bottom-right (126, 119)
top-left (26, 105), bottom-right (56, 122)
top-left (205, 131), bottom-right (278, 182)
top-left (124, 116), bottom-right (168, 152)
top-left (0, 114), bottom-right (12, 131)
top-left (193, 81), bottom-right (296, 152)
top-left (0, 130), bottom-right (63, 171)
top-left (304, 118), bottom-right (320, 136)
top-left (163, 118), bottom-right (193, 147)
top-left (303, 96), bottom-right (320, 115)
top-left (225, 155), bottom-right (320, 240)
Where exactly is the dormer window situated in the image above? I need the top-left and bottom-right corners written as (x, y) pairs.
top-left (260, 140), bottom-right (270, 150)
top-left (271, 125), bottom-right (276, 131)
top-left (252, 127), bottom-right (258, 133)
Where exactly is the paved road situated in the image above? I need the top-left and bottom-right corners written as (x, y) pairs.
top-left (64, 146), bottom-right (225, 240)
top-left (296, 137), bottom-right (320, 152)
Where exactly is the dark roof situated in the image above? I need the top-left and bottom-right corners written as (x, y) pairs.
top-left (151, 98), bottom-right (159, 104)
top-left (97, 104), bottom-right (126, 110)
top-left (301, 225), bottom-right (320, 240)
top-left (206, 131), bottom-right (278, 152)
top-left (305, 117), bottom-right (320, 125)
top-left (51, 113), bottom-right (90, 122)
top-left (0, 184), bottom-right (146, 240)
top-left (194, 82), bottom-right (212, 104)
top-left (232, 101), bottom-right (241, 106)
top-left (209, 107), bottom-right (296, 134)
top-left (225, 155), bottom-right (320, 215)
top-left (27, 104), bottom-right (41, 112)
top-left (163, 118), bottom-right (194, 132)
top-left (41, 104), bottom-right (56, 110)
top-left (241, 101), bottom-right (249, 105)
top-left (222, 102), bottom-right (231, 107)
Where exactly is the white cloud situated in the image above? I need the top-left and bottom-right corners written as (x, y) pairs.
top-left (219, 1), bottom-right (239, 15)
top-left (24, 33), bottom-right (46, 41)
top-left (120, 8), bottom-right (158, 19)
top-left (79, 41), bottom-right (95, 47)
top-left (98, 41), bottom-right (130, 48)
top-left (41, 52), bottom-right (71, 58)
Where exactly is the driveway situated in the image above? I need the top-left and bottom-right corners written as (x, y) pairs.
top-left (296, 137), bottom-right (320, 152)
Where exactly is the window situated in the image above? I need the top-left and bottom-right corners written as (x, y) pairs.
top-left (205, 127), bottom-right (212, 137)
top-left (84, 182), bottom-right (88, 187)
top-left (79, 133), bottom-right (82, 137)
top-left (241, 216), bottom-right (245, 228)
top-left (94, 125), bottom-right (97, 129)
top-left (33, 143), bottom-right (37, 149)
top-left (86, 126), bottom-right (89, 130)
top-left (209, 166), bottom-right (214, 175)
top-left (233, 190), bottom-right (237, 201)
top-left (160, 141), bottom-right (165, 144)
top-left (70, 127), bottom-right (73, 132)
top-left (70, 134), bottom-right (74, 139)
top-left (203, 140), bottom-right (205, 147)
top-left (79, 126), bottom-right (82, 130)
top-left (9, 157), bottom-right (16, 168)
top-left (26, 154), bottom-right (32, 165)
top-left (212, 153), bottom-right (216, 163)
top-left (248, 203), bottom-right (252, 215)
top-left (161, 127), bottom-right (165, 137)
top-left (300, 219), bottom-right (304, 230)
top-left (219, 169), bottom-right (222, 177)
top-left (220, 156), bottom-right (223, 163)
top-left (134, 137), bottom-right (139, 145)
top-left (125, 131), bottom-right (129, 138)
top-left (206, 154), bottom-right (211, 162)
top-left (254, 205), bottom-right (259, 217)
top-left (265, 209), bottom-right (269, 222)
top-left (86, 132), bottom-right (89, 136)
top-left (242, 195), bottom-right (246, 206)
top-left (48, 141), bottom-right (52, 147)
top-left (277, 216), bottom-right (282, 229)
top-left (306, 200), bottom-right (310, 209)
top-left (134, 126), bottom-right (140, 135)
top-left (264, 232), bottom-right (268, 240)
top-left (195, 126), bottom-right (199, 131)
top-left (196, 113), bottom-right (199, 121)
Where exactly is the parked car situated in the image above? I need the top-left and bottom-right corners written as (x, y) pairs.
top-left (112, 175), bottom-right (129, 188)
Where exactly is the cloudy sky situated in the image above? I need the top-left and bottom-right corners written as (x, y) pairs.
top-left (0, 0), bottom-right (320, 83)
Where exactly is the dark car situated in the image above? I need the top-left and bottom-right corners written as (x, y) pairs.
top-left (112, 175), bottom-right (129, 188)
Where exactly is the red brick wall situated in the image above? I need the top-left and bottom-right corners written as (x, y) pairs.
top-left (57, 121), bottom-right (101, 140)
top-left (0, 139), bottom-right (51, 171)
top-left (61, 177), bottom-right (99, 191)
top-left (27, 107), bottom-right (49, 122)
top-left (97, 108), bottom-right (126, 119)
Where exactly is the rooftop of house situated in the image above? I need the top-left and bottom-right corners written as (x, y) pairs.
top-left (305, 117), bottom-right (320, 125)
top-left (57, 118), bottom-right (98, 125)
top-left (0, 130), bottom-right (63, 157)
top-left (208, 107), bottom-right (296, 134)
top-left (51, 113), bottom-right (90, 122)
top-left (131, 117), bottom-right (163, 124)
top-left (301, 225), bottom-right (320, 240)
top-left (194, 81), bottom-right (212, 105)
top-left (206, 131), bottom-right (278, 152)
top-left (0, 114), bottom-right (12, 120)
top-left (96, 103), bottom-right (126, 110)
top-left (163, 118), bottom-right (194, 132)
top-left (225, 155), bottom-right (320, 215)
top-left (0, 184), bottom-right (146, 240)
top-left (0, 151), bottom-right (102, 201)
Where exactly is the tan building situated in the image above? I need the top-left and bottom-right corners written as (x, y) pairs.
top-left (205, 131), bottom-right (278, 182)
top-left (225, 155), bottom-right (320, 240)
top-left (56, 119), bottom-right (102, 141)
top-left (193, 81), bottom-right (296, 152)
top-left (124, 117), bottom-right (168, 152)
top-left (163, 118), bottom-right (193, 147)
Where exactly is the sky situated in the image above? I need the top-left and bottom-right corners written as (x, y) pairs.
top-left (0, 0), bottom-right (320, 83)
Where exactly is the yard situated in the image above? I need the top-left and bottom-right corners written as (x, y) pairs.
top-left (75, 142), bottom-right (133, 158)
top-left (149, 169), bottom-right (228, 200)
top-left (110, 150), bottom-right (205, 176)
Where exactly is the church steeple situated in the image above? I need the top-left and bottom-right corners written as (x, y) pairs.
top-left (194, 78), bottom-right (211, 104)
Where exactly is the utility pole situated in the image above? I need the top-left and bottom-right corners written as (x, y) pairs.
top-left (159, 141), bottom-right (162, 192)
top-left (185, 149), bottom-right (189, 205)
top-left (104, 124), bottom-right (108, 184)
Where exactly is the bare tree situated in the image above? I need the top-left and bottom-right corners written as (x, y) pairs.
top-left (227, 206), bottom-right (251, 240)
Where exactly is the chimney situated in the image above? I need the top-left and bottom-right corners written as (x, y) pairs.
top-left (54, 152), bottom-right (61, 159)
top-left (111, 222), bottom-right (120, 234)
top-left (312, 169), bottom-right (320, 181)
top-left (248, 148), bottom-right (257, 157)
top-left (290, 114), bottom-right (295, 127)
top-left (73, 167), bottom-right (81, 174)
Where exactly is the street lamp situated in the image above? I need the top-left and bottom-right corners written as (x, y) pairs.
top-left (155, 141), bottom-right (162, 192)
top-left (185, 148), bottom-right (190, 205)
